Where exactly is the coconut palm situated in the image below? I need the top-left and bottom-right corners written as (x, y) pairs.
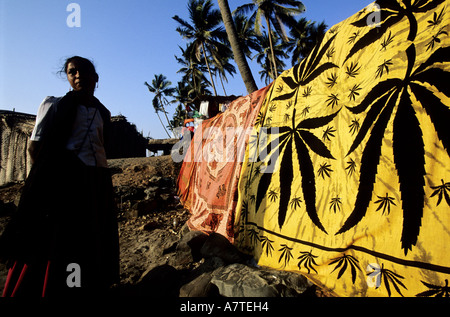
top-left (145, 74), bottom-right (176, 137)
top-left (211, 50), bottom-right (236, 96)
top-left (254, 32), bottom-right (288, 82)
top-left (233, 14), bottom-right (260, 59)
top-left (286, 17), bottom-right (327, 66)
top-left (234, 0), bottom-right (305, 78)
top-left (173, 0), bottom-right (230, 96)
top-left (173, 81), bottom-right (191, 118)
top-left (170, 104), bottom-right (186, 138)
top-left (217, 0), bottom-right (258, 94)
top-left (146, 93), bottom-right (170, 138)
top-left (175, 43), bottom-right (210, 101)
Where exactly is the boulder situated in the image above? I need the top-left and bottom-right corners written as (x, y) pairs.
top-left (179, 272), bottom-right (219, 297)
top-left (132, 264), bottom-right (181, 297)
top-left (200, 232), bottom-right (250, 264)
top-left (210, 263), bottom-right (313, 297)
top-left (175, 230), bottom-right (209, 264)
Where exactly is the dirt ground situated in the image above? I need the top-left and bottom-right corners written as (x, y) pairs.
top-left (0, 155), bottom-right (191, 291)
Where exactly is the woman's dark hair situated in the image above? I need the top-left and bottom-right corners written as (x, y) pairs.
top-left (58, 56), bottom-right (98, 78)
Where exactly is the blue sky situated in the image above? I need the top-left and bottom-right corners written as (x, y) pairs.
top-left (0, 0), bottom-right (370, 140)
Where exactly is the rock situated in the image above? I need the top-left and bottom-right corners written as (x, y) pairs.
top-left (200, 232), bottom-right (249, 264)
top-left (175, 230), bottom-right (209, 265)
top-left (129, 199), bottom-right (159, 218)
top-left (179, 272), bottom-right (220, 297)
top-left (140, 220), bottom-right (160, 231)
top-left (115, 185), bottom-right (145, 202)
top-left (133, 264), bottom-right (181, 297)
top-left (144, 229), bottom-right (180, 262)
top-left (210, 263), bottom-right (313, 297)
top-left (144, 186), bottom-right (160, 200)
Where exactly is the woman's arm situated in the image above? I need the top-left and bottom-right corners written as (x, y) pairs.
top-left (28, 140), bottom-right (42, 165)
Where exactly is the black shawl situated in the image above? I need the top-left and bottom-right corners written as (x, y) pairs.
top-left (0, 91), bottom-right (112, 263)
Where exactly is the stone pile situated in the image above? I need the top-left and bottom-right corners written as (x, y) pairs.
top-left (116, 224), bottom-right (319, 297)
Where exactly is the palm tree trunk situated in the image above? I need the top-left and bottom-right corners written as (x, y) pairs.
top-left (265, 15), bottom-right (278, 79)
top-left (159, 96), bottom-right (174, 136)
top-left (219, 74), bottom-right (227, 96)
top-left (217, 0), bottom-right (258, 94)
top-left (156, 111), bottom-right (171, 138)
top-left (201, 41), bottom-right (218, 96)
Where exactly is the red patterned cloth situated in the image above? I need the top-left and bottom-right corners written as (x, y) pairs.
top-left (177, 86), bottom-right (270, 242)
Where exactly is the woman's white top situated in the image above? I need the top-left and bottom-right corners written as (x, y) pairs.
top-left (30, 96), bottom-right (108, 168)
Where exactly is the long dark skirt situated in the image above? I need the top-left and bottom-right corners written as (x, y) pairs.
top-left (1, 151), bottom-right (119, 297)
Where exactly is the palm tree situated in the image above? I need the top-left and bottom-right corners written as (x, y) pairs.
top-left (234, 0), bottom-right (305, 78)
top-left (254, 32), bottom-right (288, 82)
top-left (170, 104), bottom-right (186, 138)
top-left (208, 42), bottom-right (237, 95)
top-left (175, 43), bottom-right (210, 101)
top-left (233, 14), bottom-right (260, 59)
top-left (286, 17), bottom-right (327, 66)
top-left (173, 0), bottom-right (230, 96)
top-left (217, 0), bottom-right (258, 94)
top-left (146, 92), bottom-right (170, 138)
top-left (145, 74), bottom-right (176, 137)
top-left (258, 56), bottom-right (275, 85)
top-left (173, 81), bottom-right (191, 117)
top-left (211, 51), bottom-right (236, 96)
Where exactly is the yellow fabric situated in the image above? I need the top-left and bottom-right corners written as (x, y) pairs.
top-left (234, 0), bottom-right (450, 297)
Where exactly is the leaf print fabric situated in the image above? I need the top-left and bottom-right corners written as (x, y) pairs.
top-left (233, 0), bottom-right (450, 297)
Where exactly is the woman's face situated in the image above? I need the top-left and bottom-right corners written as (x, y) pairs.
top-left (66, 61), bottom-right (98, 95)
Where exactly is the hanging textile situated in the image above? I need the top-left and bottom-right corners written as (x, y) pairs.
top-left (178, 86), bottom-right (270, 242)
top-left (234, 0), bottom-right (450, 297)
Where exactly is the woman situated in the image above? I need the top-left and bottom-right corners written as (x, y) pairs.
top-left (0, 56), bottom-right (119, 297)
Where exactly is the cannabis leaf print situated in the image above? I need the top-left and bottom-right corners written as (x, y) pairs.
top-left (274, 34), bottom-right (338, 103)
top-left (318, 162), bottom-right (333, 179)
top-left (256, 108), bottom-right (339, 232)
top-left (260, 236), bottom-right (275, 257)
top-left (345, 62), bottom-right (361, 78)
top-left (367, 263), bottom-right (407, 297)
top-left (329, 197), bottom-right (342, 213)
top-left (337, 44), bottom-right (450, 254)
top-left (278, 244), bottom-right (294, 266)
top-left (289, 196), bottom-right (302, 210)
top-left (268, 189), bottom-right (279, 202)
top-left (430, 179), bottom-right (450, 206)
top-left (426, 27), bottom-right (448, 51)
top-left (329, 254), bottom-right (361, 283)
top-left (346, 159), bottom-right (357, 176)
top-left (297, 251), bottom-right (319, 274)
top-left (427, 6), bottom-right (445, 27)
top-left (253, 33), bottom-right (341, 232)
top-left (346, 0), bottom-right (446, 61)
top-left (375, 193), bottom-right (397, 215)
top-left (416, 279), bottom-right (450, 297)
